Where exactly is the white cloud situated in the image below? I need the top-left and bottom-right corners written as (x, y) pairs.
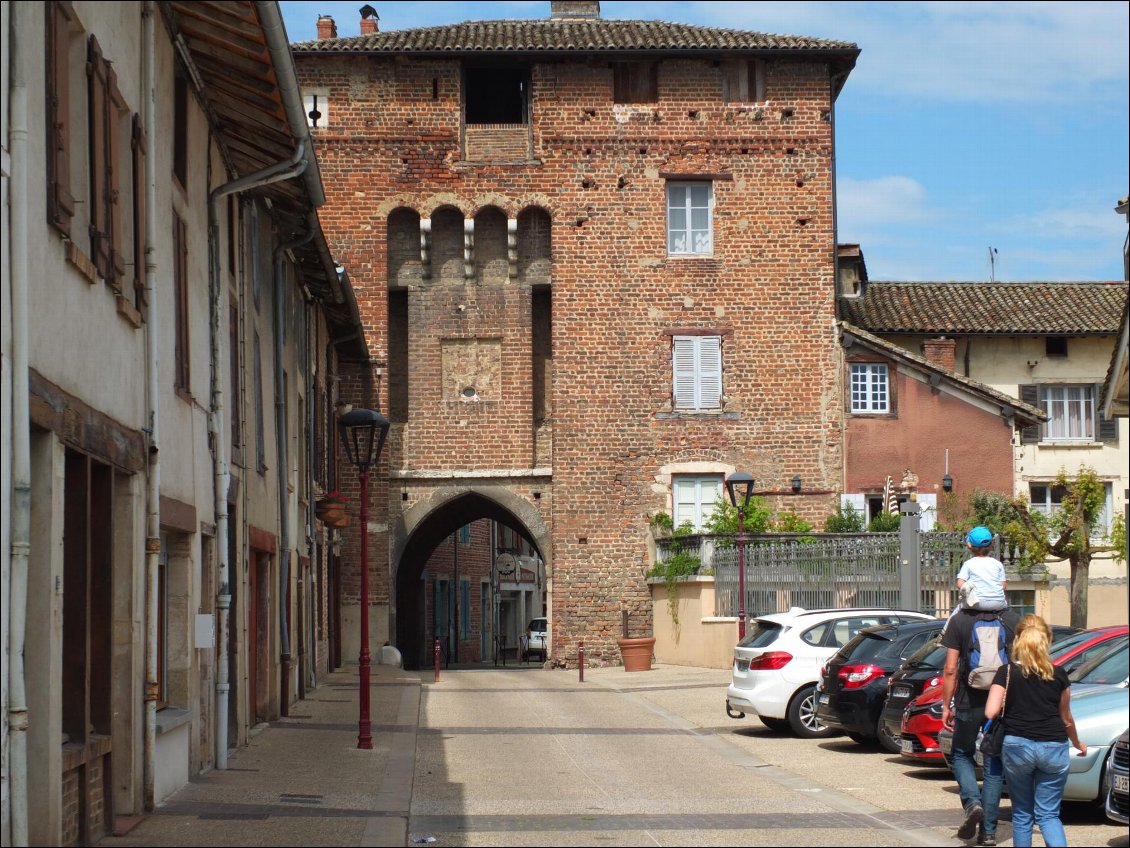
top-left (837, 175), bottom-right (933, 233)
top-left (667, 1), bottom-right (1130, 105)
top-left (997, 205), bottom-right (1128, 241)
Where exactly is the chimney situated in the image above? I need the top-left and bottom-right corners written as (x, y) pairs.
top-left (316, 15), bottom-right (337, 39)
top-left (360, 5), bottom-right (379, 35)
top-left (921, 337), bottom-right (957, 372)
top-left (550, 1), bottom-right (601, 19)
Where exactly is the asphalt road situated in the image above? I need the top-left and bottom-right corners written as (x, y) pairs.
top-left (408, 663), bottom-right (1129, 847)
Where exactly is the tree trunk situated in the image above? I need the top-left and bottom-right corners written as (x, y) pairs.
top-left (1069, 552), bottom-right (1089, 629)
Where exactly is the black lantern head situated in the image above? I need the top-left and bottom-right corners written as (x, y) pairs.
top-left (338, 407), bottom-right (390, 472)
top-left (726, 471), bottom-right (756, 511)
top-left (942, 473), bottom-right (954, 492)
top-left (791, 475), bottom-right (802, 493)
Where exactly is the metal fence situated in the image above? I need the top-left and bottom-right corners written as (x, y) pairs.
top-left (655, 529), bottom-right (1042, 620)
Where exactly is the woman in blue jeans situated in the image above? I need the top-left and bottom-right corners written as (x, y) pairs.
top-left (985, 615), bottom-right (1086, 847)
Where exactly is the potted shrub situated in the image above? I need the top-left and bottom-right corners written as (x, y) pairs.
top-left (315, 490), bottom-right (349, 527)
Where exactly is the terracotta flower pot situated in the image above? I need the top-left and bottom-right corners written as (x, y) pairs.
top-left (316, 502), bottom-right (346, 525)
top-left (617, 637), bottom-right (656, 672)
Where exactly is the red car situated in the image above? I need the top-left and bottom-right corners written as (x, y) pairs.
top-left (898, 625), bottom-right (1128, 763)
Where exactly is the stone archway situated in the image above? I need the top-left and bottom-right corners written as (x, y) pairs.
top-left (392, 485), bottom-right (550, 669)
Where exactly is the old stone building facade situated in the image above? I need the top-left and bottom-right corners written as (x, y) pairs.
top-left (293, 1), bottom-right (858, 666)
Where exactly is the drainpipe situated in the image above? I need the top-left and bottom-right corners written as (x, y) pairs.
top-left (211, 142), bottom-right (307, 769)
top-left (305, 295), bottom-right (317, 690)
top-left (274, 225), bottom-right (315, 717)
top-left (141, 1), bottom-right (161, 811)
top-left (7, 4), bottom-right (31, 843)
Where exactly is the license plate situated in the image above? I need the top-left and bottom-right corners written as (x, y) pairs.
top-left (892, 686), bottom-right (912, 699)
top-left (818, 694), bottom-right (829, 705)
top-left (901, 739), bottom-right (914, 754)
top-left (940, 735), bottom-right (952, 754)
top-left (1115, 773), bottom-right (1129, 793)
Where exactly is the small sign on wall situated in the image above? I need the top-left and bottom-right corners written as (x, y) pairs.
top-left (195, 613), bottom-right (216, 649)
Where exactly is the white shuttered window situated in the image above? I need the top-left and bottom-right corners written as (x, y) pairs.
top-left (674, 475), bottom-right (724, 532)
top-left (673, 335), bottom-right (722, 410)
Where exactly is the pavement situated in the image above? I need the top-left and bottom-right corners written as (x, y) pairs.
top-left (98, 660), bottom-right (1125, 848)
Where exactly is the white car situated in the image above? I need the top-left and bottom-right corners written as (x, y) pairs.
top-left (726, 607), bottom-right (934, 737)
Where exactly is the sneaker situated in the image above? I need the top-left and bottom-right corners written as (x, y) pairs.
top-left (957, 804), bottom-right (984, 839)
top-left (978, 835), bottom-right (996, 847)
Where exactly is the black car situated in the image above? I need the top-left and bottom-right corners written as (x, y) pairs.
top-left (816, 619), bottom-right (946, 752)
top-left (879, 635), bottom-right (949, 753)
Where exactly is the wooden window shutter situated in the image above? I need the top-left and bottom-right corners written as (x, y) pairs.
top-left (131, 113), bottom-right (147, 315)
top-left (672, 336), bottom-right (698, 409)
top-left (1096, 383), bottom-right (1119, 442)
top-left (174, 215), bottom-right (190, 391)
top-left (87, 34), bottom-right (111, 279)
top-left (698, 336), bottom-right (723, 409)
top-left (106, 63), bottom-right (126, 288)
top-left (1019, 384), bottom-right (1041, 444)
top-left (46, 0), bottom-right (75, 235)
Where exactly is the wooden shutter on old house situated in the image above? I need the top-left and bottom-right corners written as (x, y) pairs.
top-left (46, 0), bottom-right (76, 235)
top-left (132, 113), bottom-right (148, 314)
top-left (1096, 383), bottom-right (1119, 442)
top-left (87, 35), bottom-right (110, 280)
top-left (1019, 384), bottom-right (1041, 444)
top-left (673, 336), bottom-right (697, 409)
top-left (88, 35), bottom-right (125, 289)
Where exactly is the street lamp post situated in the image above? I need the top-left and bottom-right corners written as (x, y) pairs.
top-left (726, 472), bottom-right (756, 640)
top-left (338, 407), bottom-right (390, 750)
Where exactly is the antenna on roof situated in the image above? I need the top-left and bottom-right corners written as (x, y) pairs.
top-left (988, 246), bottom-right (998, 282)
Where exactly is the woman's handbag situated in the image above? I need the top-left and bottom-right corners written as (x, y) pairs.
top-left (979, 664), bottom-right (1010, 758)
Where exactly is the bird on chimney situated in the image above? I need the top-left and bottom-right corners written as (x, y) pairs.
top-left (360, 5), bottom-right (378, 19)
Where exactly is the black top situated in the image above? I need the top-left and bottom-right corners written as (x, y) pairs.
top-left (941, 608), bottom-right (1020, 710)
top-left (994, 662), bottom-right (1070, 742)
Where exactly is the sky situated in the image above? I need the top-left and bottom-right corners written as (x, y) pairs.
top-left (278, 1), bottom-right (1129, 283)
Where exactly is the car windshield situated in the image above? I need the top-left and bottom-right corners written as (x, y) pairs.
top-left (904, 637), bottom-right (946, 670)
top-left (528, 619), bottom-right (546, 633)
top-left (1050, 629), bottom-right (1101, 659)
top-left (1069, 638), bottom-right (1128, 685)
top-left (738, 620), bottom-right (783, 649)
top-left (834, 630), bottom-right (899, 664)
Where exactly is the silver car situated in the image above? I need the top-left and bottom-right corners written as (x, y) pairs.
top-left (1107, 729), bottom-right (1129, 825)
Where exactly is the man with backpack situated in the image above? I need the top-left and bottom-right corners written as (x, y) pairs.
top-left (941, 527), bottom-right (1020, 846)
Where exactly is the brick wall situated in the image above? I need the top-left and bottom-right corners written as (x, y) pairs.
top-left (298, 46), bottom-right (844, 663)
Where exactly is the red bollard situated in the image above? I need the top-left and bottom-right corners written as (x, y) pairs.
top-left (434, 638), bottom-right (441, 683)
top-left (578, 640), bottom-right (585, 683)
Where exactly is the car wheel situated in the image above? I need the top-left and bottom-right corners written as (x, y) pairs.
top-left (787, 685), bottom-right (836, 738)
top-left (876, 715), bottom-right (902, 754)
top-left (759, 716), bottom-right (791, 733)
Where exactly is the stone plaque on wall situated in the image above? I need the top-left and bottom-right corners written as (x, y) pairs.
top-left (441, 338), bottom-right (502, 401)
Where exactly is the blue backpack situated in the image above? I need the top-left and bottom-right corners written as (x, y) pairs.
top-left (967, 616), bottom-right (1008, 689)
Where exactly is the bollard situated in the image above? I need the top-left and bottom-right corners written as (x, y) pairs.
top-left (578, 640), bottom-right (585, 683)
top-left (434, 638), bottom-right (441, 683)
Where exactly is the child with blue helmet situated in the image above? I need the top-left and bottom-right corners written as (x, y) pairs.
top-left (955, 526), bottom-right (1007, 612)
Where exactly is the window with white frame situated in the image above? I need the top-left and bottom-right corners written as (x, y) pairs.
top-left (666, 182), bottom-right (713, 256)
top-left (673, 335), bottom-right (722, 410)
top-left (1039, 384), bottom-right (1094, 441)
top-left (673, 475), bottom-right (724, 532)
top-left (1029, 481), bottom-right (1112, 540)
top-left (850, 363), bottom-right (889, 413)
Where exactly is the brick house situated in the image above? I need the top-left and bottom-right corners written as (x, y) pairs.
top-left (3, 2), bottom-right (369, 841)
top-left (293, 1), bottom-right (859, 666)
top-left (842, 279), bottom-right (1129, 625)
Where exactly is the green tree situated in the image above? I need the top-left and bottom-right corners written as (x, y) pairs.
top-left (1009, 466), bottom-right (1116, 628)
top-left (823, 502), bottom-right (865, 533)
top-left (703, 496), bottom-right (771, 536)
top-left (867, 511), bottom-right (900, 532)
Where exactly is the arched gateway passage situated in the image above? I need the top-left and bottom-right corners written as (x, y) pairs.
top-left (393, 488), bottom-right (550, 669)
